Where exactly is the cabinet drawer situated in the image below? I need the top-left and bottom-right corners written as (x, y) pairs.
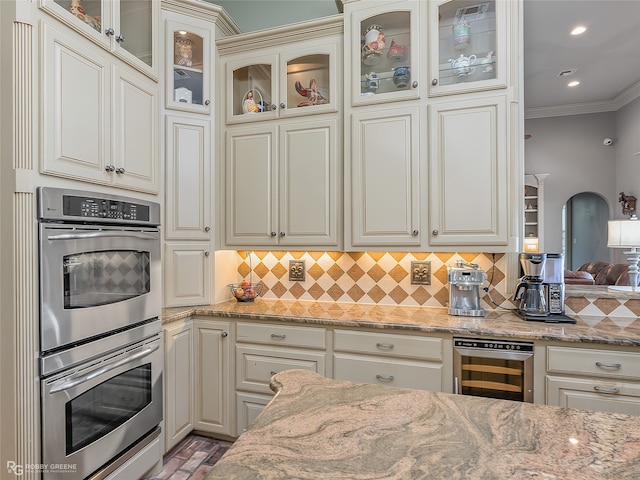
top-left (333, 354), bottom-right (442, 391)
top-left (547, 347), bottom-right (640, 381)
top-left (333, 329), bottom-right (442, 361)
top-left (236, 345), bottom-right (326, 394)
top-left (237, 322), bottom-right (326, 349)
top-left (546, 375), bottom-right (640, 416)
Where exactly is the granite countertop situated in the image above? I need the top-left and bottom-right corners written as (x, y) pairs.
top-left (205, 369), bottom-right (640, 479)
top-left (163, 299), bottom-right (640, 346)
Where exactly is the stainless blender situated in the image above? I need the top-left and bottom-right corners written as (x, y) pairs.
top-left (514, 253), bottom-right (548, 317)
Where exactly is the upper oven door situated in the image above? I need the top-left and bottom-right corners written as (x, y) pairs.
top-left (39, 223), bottom-right (161, 353)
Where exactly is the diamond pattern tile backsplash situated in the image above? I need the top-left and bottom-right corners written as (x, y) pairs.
top-left (234, 250), bottom-right (640, 317)
top-left (237, 251), bottom-right (510, 310)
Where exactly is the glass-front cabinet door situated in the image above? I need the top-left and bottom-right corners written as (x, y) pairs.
top-left (166, 20), bottom-right (212, 114)
top-left (225, 40), bottom-right (338, 124)
top-left (40, 0), bottom-right (158, 79)
top-left (226, 55), bottom-right (277, 124)
top-left (429, 0), bottom-right (506, 96)
top-left (279, 42), bottom-right (338, 118)
top-left (350, 1), bottom-right (420, 106)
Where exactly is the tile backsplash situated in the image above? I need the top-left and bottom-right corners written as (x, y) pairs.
top-left (232, 250), bottom-right (640, 318)
top-left (236, 251), bottom-right (510, 310)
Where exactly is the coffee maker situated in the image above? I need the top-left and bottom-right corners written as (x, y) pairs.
top-left (448, 260), bottom-right (487, 317)
top-left (514, 253), bottom-right (548, 317)
top-left (515, 253), bottom-right (575, 323)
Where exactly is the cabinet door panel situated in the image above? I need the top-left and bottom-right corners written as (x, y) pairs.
top-left (194, 321), bottom-right (232, 435)
top-left (429, 95), bottom-right (507, 245)
top-left (236, 392), bottom-right (271, 435)
top-left (164, 243), bottom-right (210, 307)
top-left (351, 106), bottom-right (421, 246)
top-left (164, 322), bottom-right (194, 452)
top-left (42, 24), bottom-right (110, 183)
top-left (113, 66), bottom-right (159, 193)
top-left (226, 126), bottom-right (278, 245)
top-left (280, 119), bottom-right (339, 245)
top-left (165, 116), bottom-right (211, 240)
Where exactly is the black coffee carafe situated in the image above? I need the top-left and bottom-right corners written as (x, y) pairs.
top-left (514, 279), bottom-right (548, 316)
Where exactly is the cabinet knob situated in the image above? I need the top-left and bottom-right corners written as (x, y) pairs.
top-left (115, 34), bottom-right (125, 43)
top-left (105, 165), bottom-right (115, 172)
top-left (270, 231), bottom-right (277, 237)
top-left (271, 104), bottom-right (277, 111)
top-left (432, 229), bottom-right (439, 236)
top-left (115, 167), bottom-right (125, 175)
top-left (412, 81), bottom-right (418, 88)
top-left (204, 99), bottom-right (210, 106)
top-left (412, 230), bottom-right (419, 236)
top-left (204, 226), bottom-right (211, 232)
top-left (105, 28), bottom-right (114, 36)
top-left (221, 331), bottom-right (228, 338)
top-left (432, 79), bottom-right (438, 86)
top-left (204, 251), bottom-right (210, 257)
top-left (279, 231), bottom-right (285, 237)
top-left (279, 103), bottom-right (286, 109)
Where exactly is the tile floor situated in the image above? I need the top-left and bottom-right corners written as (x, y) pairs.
top-left (147, 434), bottom-right (232, 480)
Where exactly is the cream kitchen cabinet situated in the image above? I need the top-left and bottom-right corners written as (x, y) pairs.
top-left (40, 0), bottom-right (158, 80)
top-left (163, 319), bottom-right (194, 452)
top-left (193, 318), bottom-right (233, 436)
top-left (545, 345), bottom-right (640, 416)
top-left (346, 0), bottom-right (420, 107)
top-left (41, 22), bottom-right (159, 193)
top-left (348, 105), bottom-right (422, 248)
top-left (235, 322), bottom-right (328, 434)
top-left (224, 117), bottom-right (341, 248)
top-left (163, 117), bottom-right (212, 305)
top-left (164, 12), bottom-right (214, 115)
top-left (428, 0), bottom-right (508, 97)
top-left (428, 94), bottom-right (508, 246)
top-left (333, 329), bottom-right (447, 391)
top-left (221, 27), bottom-right (341, 125)
top-left (164, 243), bottom-right (211, 306)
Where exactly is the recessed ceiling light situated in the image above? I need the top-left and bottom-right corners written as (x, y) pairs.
top-left (571, 26), bottom-right (587, 35)
top-left (568, 81), bottom-right (580, 87)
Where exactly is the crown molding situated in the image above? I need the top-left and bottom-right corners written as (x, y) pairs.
top-left (525, 80), bottom-right (640, 119)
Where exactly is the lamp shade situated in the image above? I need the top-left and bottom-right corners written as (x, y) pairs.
top-left (607, 219), bottom-right (640, 248)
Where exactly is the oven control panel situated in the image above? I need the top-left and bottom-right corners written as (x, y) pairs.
top-left (66, 195), bottom-right (148, 221)
top-left (38, 187), bottom-right (160, 226)
top-left (454, 338), bottom-right (534, 352)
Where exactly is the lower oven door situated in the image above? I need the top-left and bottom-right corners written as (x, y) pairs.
top-left (41, 334), bottom-right (163, 480)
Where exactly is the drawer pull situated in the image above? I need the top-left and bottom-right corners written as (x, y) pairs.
top-left (270, 371), bottom-right (277, 376)
top-left (376, 374), bottom-right (394, 382)
top-left (376, 342), bottom-right (394, 349)
top-left (270, 333), bottom-right (286, 340)
top-left (594, 385), bottom-right (620, 394)
top-left (595, 362), bottom-right (622, 369)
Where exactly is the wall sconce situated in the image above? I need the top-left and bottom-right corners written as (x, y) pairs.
top-left (523, 236), bottom-right (539, 253)
top-left (607, 216), bottom-right (640, 292)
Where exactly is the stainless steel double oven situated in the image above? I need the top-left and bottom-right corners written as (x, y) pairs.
top-left (38, 187), bottom-right (163, 480)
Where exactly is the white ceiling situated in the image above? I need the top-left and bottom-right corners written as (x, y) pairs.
top-left (213, 0), bottom-right (640, 117)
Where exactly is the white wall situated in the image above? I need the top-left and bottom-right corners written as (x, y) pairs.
top-left (525, 97), bottom-right (640, 261)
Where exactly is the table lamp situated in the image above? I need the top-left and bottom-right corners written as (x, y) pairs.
top-left (607, 216), bottom-right (640, 292)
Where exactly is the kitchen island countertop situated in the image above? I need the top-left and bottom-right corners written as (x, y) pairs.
top-left (205, 369), bottom-right (640, 479)
top-left (163, 298), bottom-right (640, 346)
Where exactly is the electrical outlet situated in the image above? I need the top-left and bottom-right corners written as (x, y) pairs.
top-left (289, 260), bottom-right (306, 282)
top-left (411, 261), bottom-right (431, 285)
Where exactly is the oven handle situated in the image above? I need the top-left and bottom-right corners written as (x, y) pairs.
top-left (46, 231), bottom-right (158, 241)
top-left (49, 344), bottom-right (159, 393)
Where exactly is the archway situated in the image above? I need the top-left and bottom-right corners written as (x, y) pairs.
top-left (562, 192), bottom-right (609, 270)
